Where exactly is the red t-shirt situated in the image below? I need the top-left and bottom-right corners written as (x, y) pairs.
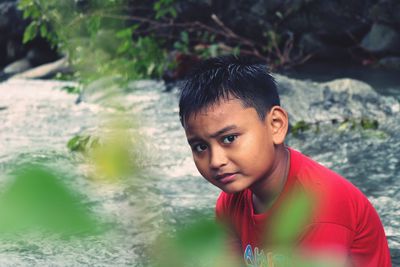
top-left (216, 147), bottom-right (391, 267)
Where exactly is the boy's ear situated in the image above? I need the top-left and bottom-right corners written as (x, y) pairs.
top-left (267, 106), bottom-right (288, 145)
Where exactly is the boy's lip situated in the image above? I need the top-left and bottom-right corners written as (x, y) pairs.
top-left (215, 172), bottom-right (237, 184)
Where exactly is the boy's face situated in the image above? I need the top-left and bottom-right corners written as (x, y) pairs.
top-left (184, 97), bottom-right (284, 194)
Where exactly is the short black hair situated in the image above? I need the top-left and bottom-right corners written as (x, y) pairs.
top-left (179, 55), bottom-right (280, 126)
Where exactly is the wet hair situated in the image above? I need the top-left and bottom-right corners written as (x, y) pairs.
top-left (179, 55), bottom-right (280, 126)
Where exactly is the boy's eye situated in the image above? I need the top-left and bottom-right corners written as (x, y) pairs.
top-left (193, 143), bottom-right (208, 152)
top-left (222, 135), bottom-right (237, 144)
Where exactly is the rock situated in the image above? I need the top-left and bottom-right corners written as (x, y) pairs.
top-left (0, 71), bottom-right (11, 81)
top-left (378, 56), bottom-right (400, 70)
top-left (298, 33), bottom-right (350, 60)
top-left (9, 57), bottom-right (70, 80)
top-left (282, 0), bottom-right (371, 36)
top-left (0, 1), bottom-right (23, 32)
top-left (3, 58), bottom-right (32, 74)
top-left (369, 0), bottom-right (400, 28)
top-left (0, 1), bottom-right (27, 67)
top-left (361, 23), bottom-right (400, 54)
top-left (26, 40), bottom-right (60, 66)
top-left (275, 74), bottom-right (399, 124)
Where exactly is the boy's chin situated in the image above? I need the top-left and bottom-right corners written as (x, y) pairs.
top-left (219, 184), bottom-right (247, 194)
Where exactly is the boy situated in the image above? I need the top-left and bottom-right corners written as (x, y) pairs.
top-left (178, 56), bottom-right (391, 266)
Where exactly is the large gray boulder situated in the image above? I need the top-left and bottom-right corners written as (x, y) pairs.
top-left (369, 0), bottom-right (400, 28)
top-left (378, 56), bottom-right (400, 70)
top-left (275, 74), bottom-right (399, 124)
top-left (361, 23), bottom-right (400, 55)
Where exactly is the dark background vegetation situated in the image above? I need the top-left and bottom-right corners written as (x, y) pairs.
top-left (1, 0), bottom-right (400, 83)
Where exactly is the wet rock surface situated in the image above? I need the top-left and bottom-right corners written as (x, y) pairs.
top-left (275, 74), bottom-right (399, 124)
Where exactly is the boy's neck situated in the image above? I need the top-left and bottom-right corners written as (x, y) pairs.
top-left (251, 146), bottom-right (290, 214)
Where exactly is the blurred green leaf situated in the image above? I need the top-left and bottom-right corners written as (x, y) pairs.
top-left (0, 165), bottom-right (102, 236)
top-left (154, 0), bottom-right (177, 19)
top-left (267, 188), bottom-right (313, 247)
top-left (23, 21), bottom-right (38, 43)
top-left (40, 24), bottom-right (48, 37)
top-left (152, 219), bottom-right (240, 267)
top-left (67, 134), bottom-right (99, 153)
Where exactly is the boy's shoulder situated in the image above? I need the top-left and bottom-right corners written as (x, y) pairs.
top-left (289, 148), bottom-right (375, 228)
top-left (217, 148), bottom-right (373, 227)
top-left (290, 148), bottom-right (366, 203)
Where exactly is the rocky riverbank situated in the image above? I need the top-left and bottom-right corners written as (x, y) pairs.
top-left (1, 69), bottom-right (399, 264)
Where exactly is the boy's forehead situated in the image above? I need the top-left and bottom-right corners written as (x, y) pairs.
top-left (185, 97), bottom-right (240, 120)
top-left (193, 96), bottom-right (245, 115)
top-left (183, 97), bottom-right (256, 131)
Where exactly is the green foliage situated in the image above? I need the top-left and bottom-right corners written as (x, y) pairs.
top-left (115, 34), bottom-right (168, 80)
top-left (338, 118), bottom-right (387, 139)
top-left (18, 0), bottom-right (66, 46)
top-left (67, 118), bottom-right (139, 181)
top-left (152, 218), bottom-right (240, 267)
top-left (67, 134), bottom-right (99, 153)
top-left (263, 30), bottom-right (280, 53)
top-left (268, 188), bottom-right (313, 246)
top-left (173, 31), bottom-right (190, 54)
top-left (55, 72), bottom-right (78, 81)
top-left (60, 85), bottom-right (81, 94)
top-left (337, 119), bottom-right (356, 131)
top-left (360, 118), bottom-right (379, 130)
top-left (290, 118), bottom-right (385, 139)
top-left (0, 164), bottom-right (102, 236)
top-left (338, 118), bottom-right (379, 131)
top-left (154, 0), bottom-right (177, 19)
top-left (199, 44), bottom-right (223, 58)
top-left (18, 0), bottom-right (169, 84)
top-left (173, 30), bottom-right (239, 59)
top-left (290, 120), bottom-right (311, 136)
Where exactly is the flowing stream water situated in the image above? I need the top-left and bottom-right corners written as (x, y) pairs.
top-left (0, 76), bottom-right (399, 266)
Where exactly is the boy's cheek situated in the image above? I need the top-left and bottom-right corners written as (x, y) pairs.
top-left (193, 159), bottom-right (207, 176)
top-left (198, 168), bottom-right (210, 181)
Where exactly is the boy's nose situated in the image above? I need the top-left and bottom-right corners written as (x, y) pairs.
top-left (209, 148), bottom-right (228, 169)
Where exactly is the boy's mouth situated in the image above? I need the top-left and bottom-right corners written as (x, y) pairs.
top-left (215, 173), bottom-right (237, 184)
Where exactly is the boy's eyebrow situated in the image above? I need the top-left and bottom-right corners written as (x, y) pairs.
top-left (209, 125), bottom-right (238, 138)
top-left (188, 125), bottom-right (238, 144)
